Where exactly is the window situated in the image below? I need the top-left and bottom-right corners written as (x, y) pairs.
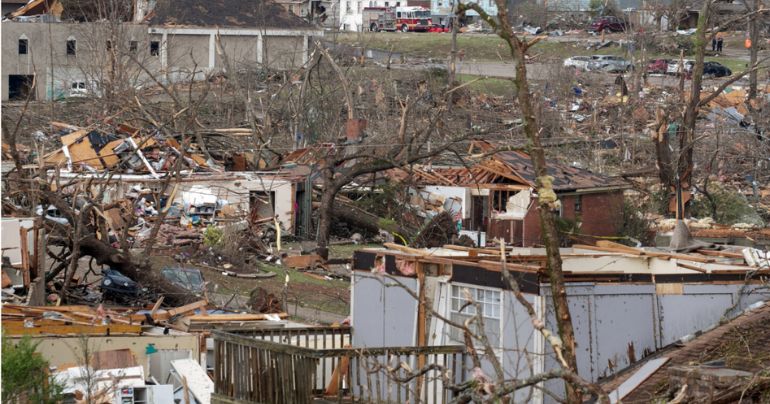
top-left (150, 40), bottom-right (160, 56)
top-left (129, 40), bottom-right (138, 53)
top-left (357, 1), bottom-right (361, 13)
top-left (18, 38), bottom-right (28, 55)
top-left (66, 38), bottom-right (76, 56)
top-left (106, 40), bottom-right (112, 50)
top-left (449, 284), bottom-right (501, 346)
top-left (574, 195), bottom-right (582, 213)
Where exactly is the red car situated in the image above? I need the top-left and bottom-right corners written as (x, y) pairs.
top-left (590, 16), bottom-right (626, 33)
top-left (646, 58), bottom-right (670, 74)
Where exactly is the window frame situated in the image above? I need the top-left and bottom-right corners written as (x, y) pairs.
top-left (129, 40), bottom-right (138, 54)
top-left (447, 283), bottom-right (503, 349)
top-left (66, 38), bottom-right (77, 56)
top-left (18, 37), bottom-right (29, 55)
top-left (149, 40), bottom-right (160, 56)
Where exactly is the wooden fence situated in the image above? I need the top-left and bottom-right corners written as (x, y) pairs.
top-left (212, 329), bottom-right (467, 404)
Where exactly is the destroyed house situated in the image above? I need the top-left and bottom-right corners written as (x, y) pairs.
top-left (2, 0), bottom-right (322, 101)
top-left (393, 147), bottom-right (629, 246)
top-left (349, 244), bottom-right (768, 403)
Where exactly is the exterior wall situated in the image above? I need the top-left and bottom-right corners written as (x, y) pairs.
top-left (10, 334), bottom-right (200, 378)
top-left (264, 36), bottom-right (306, 70)
top-left (340, 0), bottom-right (399, 31)
top-left (1, 22), bottom-right (149, 100)
top-left (521, 190), bottom-right (624, 247)
top-left (216, 35), bottom-right (259, 70)
top-left (2, 22), bottom-right (320, 100)
top-left (351, 271), bottom-right (419, 347)
top-left (166, 34), bottom-right (210, 73)
top-left (431, 0), bottom-right (498, 22)
top-left (541, 283), bottom-right (768, 403)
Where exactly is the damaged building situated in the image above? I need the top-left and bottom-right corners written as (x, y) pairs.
top-left (2, 0), bottom-right (322, 101)
top-left (390, 142), bottom-right (629, 246)
top-left (348, 243), bottom-right (769, 403)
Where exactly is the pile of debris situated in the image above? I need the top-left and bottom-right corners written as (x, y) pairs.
top-left (42, 121), bottom-right (215, 175)
top-left (2, 299), bottom-right (288, 335)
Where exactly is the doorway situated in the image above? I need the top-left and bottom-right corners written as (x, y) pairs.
top-left (8, 75), bottom-right (35, 100)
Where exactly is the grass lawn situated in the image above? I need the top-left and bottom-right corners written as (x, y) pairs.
top-left (458, 74), bottom-right (516, 96)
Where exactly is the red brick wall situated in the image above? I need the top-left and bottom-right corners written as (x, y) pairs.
top-left (521, 191), bottom-right (625, 246)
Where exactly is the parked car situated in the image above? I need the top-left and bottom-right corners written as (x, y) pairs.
top-left (667, 59), bottom-right (694, 75)
top-left (646, 58), bottom-right (671, 74)
top-left (590, 55), bottom-right (633, 72)
top-left (703, 61), bottom-right (732, 78)
top-left (563, 56), bottom-right (593, 71)
top-left (590, 16), bottom-right (626, 33)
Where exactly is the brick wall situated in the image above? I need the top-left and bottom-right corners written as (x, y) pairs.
top-left (521, 190), bottom-right (625, 246)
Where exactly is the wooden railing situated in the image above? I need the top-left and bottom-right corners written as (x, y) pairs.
top-left (212, 329), bottom-right (467, 404)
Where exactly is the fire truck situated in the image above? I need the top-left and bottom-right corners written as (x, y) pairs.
top-left (362, 6), bottom-right (432, 32)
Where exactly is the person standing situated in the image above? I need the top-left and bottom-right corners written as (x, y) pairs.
top-left (717, 35), bottom-right (724, 52)
top-left (712, 36), bottom-right (717, 51)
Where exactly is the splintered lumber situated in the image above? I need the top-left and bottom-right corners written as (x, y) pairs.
top-left (383, 242), bottom-right (431, 256)
top-left (325, 345), bottom-right (352, 396)
top-left (442, 244), bottom-right (502, 256)
top-left (129, 299), bottom-right (208, 322)
top-left (576, 242), bottom-right (715, 264)
top-left (696, 249), bottom-right (746, 259)
top-left (2, 321), bottom-right (142, 336)
top-left (185, 312), bottom-right (288, 322)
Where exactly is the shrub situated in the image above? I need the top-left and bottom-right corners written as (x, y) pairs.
top-left (2, 336), bottom-right (62, 403)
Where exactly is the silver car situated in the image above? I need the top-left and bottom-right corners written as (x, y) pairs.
top-left (589, 55), bottom-right (633, 73)
top-left (563, 56), bottom-right (593, 71)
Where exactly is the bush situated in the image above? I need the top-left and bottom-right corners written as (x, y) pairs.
top-left (690, 185), bottom-right (764, 226)
top-left (203, 225), bottom-right (224, 248)
top-left (619, 200), bottom-right (655, 246)
top-left (2, 336), bottom-right (62, 403)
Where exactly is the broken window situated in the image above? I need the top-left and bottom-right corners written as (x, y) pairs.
top-left (66, 38), bottom-right (77, 56)
top-left (449, 284), bottom-right (500, 346)
top-left (129, 40), bottom-right (138, 53)
top-left (150, 40), bottom-right (160, 56)
top-left (18, 38), bottom-right (28, 55)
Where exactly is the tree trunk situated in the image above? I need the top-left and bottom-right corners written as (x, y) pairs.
top-left (679, 0), bottom-right (710, 217)
top-left (78, 235), bottom-right (199, 307)
top-left (316, 174), bottom-right (339, 260)
top-left (748, 0), bottom-right (759, 99)
top-left (654, 107), bottom-right (676, 190)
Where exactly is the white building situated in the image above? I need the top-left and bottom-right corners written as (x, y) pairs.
top-left (339, 0), bottom-right (405, 31)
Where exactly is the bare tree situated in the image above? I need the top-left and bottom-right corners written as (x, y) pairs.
top-left (455, 1), bottom-right (582, 401)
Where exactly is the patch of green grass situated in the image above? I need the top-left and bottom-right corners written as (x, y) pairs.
top-left (457, 74), bottom-right (516, 96)
top-left (706, 57), bottom-right (749, 74)
top-left (335, 32), bottom-right (510, 61)
top-left (258, 262), bottom-right (349, 288)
